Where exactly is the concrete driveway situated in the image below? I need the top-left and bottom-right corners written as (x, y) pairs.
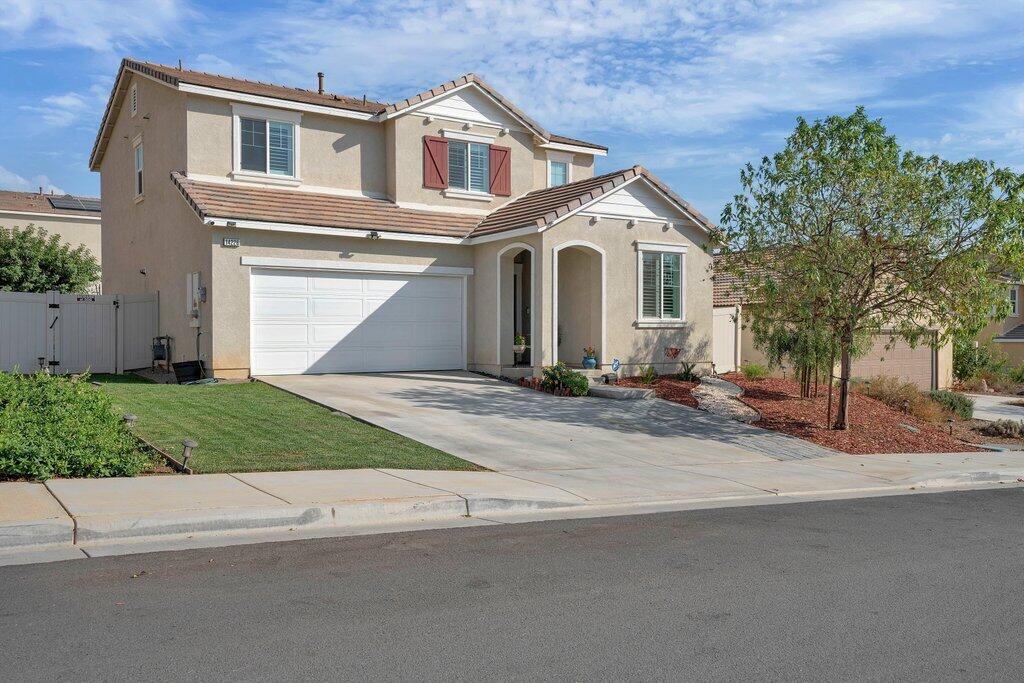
top-left (964, 393), bottom-right (1024, 423)
top-left (261, 372), bottom-right (833, 471)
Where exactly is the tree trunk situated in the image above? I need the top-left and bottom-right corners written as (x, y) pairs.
top-left (833, 337), bottom-right (853, 430)
top-left (826, 350), bottom-right (836, 428)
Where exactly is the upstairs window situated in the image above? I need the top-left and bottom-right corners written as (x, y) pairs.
top-left (133, 139), bottom-right (144, 197)
top-left (548, 160), bottom-right (568, 187)
top-left (448, 140), bottom-right (490, 193)
top-left (240, 117), bottom-right (295, 176)
top-left (637, 244), bottom-right (686, 322)
top-left (1011, 286), bottom-right (1019, 316)
top-left (232, 105), bottom-right (301, 182)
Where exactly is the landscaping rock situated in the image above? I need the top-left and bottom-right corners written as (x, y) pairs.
top-left (692, 377), bottom-right (760, 423)
top-left (588, 385), bottom-right (654, 400)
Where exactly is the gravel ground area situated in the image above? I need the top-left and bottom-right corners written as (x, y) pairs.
top-left (721, 373), bottom-right (981, 454)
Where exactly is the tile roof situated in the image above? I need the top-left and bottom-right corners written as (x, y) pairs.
top-left (0, 190), bottom-right (101, 218)
top-left (91, 59), bottom-right (606, 169)
top-left (997, 323), bottom-right (1024, 340)
top-left (170, 172), bottom-right (479, 238)
top-left (472, 165), bottom-right (715, 237)
top-left (126, 59), bottom-right (387, 114)
top-left (712, 252), bottom-right (746, 306)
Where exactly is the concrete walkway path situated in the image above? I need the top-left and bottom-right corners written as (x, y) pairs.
top-left (964, 393), bottom-right (1024, 423)
top-left (4, 451), bottom-right (1024, 565)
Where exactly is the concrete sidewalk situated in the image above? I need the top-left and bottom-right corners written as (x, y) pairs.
top-left (4, 451), bottom-right (1024, 565)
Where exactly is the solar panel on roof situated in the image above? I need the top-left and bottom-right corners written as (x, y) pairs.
top-left (48, 196), bottom-right (100, 212)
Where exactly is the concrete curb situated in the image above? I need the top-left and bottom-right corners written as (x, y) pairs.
top-left (0, 518), bottom-right (75, 549)
top-left (3, 467), bottom-right (1024, 564)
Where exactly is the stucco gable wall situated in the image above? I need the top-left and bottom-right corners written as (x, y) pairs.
top-left (99, 72), bottom-right (213, 365)
top-left (541, 210), bottom-right (714, 375)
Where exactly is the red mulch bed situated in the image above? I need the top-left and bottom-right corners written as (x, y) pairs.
top-left (618, 377), bottom-right (699, 408)
top-left (720, 373), bottom-right (982, 454)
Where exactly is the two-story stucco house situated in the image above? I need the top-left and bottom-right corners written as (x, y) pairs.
top-left (979, 281), bottom-right (1024, 366)
top-left (90, 59), bottom-right (714, 379)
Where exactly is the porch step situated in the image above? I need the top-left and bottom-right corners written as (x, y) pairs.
top-left (588, 385), bottom-right (654, 400)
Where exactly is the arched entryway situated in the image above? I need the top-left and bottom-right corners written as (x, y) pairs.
top-left (552, 241), bottom-right (605, 367)
top-left (497, 242), bottom-right (536, 373)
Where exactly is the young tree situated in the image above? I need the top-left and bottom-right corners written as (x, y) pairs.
top-left (0, 225), bottom-right (100, 293)
top-left (719, 108), bottom-right (1024, 429)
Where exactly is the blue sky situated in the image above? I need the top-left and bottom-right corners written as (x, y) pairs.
top-left (1, 0), bottom-right (1022, 221)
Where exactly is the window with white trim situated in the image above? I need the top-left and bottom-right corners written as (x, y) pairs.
top-left (548, 161), bottom-right (568, 187)
top-left (133, 140), bottom-right (144, 197)
top-left (448, 140), bottom-right (489, 193)
top-left (638, 246), bottom-right (685, 321)
top-left (129, 84), bottom-right (138, 117)
top-left (240, 117), bottom-right (295, 176)
top-left (1010, 286), bottom-right (1019, 316)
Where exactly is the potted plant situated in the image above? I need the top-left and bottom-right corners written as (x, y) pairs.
top-left (513, 334), bottom-right (528, 354)
top-left (582, 346), bottom-right (598, 369)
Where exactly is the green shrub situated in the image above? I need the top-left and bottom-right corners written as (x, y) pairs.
top-left (540, 362), bottom-right (590, 397)
top-left (740, 363), bottom-right (769, 380)
top-left (638, 365), bottom-right (658, 385)
top-left (1009, 363), bottom-right (1024, 384)
top-left (953, 335), bottom-right (1006, 381)
top-left (676, 362), bottom-right (699, 382)
top-left (980, 419), bottom-right (1024, 438)
top-left (929, 390), bottom-right (974, 420)
top-left (0, 372), bottom-right (148, 480)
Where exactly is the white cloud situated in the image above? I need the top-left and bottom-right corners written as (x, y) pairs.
top-left (203, 0), bottom-right (1022, 137)
top-left (18, 82), bottom-right (109, 128)
top-left (0, 0), bottom-right (191, 52)
top-left (0, 165), bottom-right (65, 195)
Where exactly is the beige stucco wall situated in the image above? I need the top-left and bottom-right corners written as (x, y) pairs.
top-left (208, 231), bottom-right (474, 377)
top-left (0, 212), bottom-right (102, 264)
top-left (469, 234), bottom-right (545, 376)
top-left (185, 95), bottom-right (388, 197)
top-left (100, 73), bottom-right (213, 365)
top-left (540, 214), bottom-right (714, 376)
top-left (387, 114), bottom-right (535, 211)
top-left (737, 307), bottom-right (954, 389)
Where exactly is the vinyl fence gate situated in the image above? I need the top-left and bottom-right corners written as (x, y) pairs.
top-left (0, 291), bottom-right (158, 374)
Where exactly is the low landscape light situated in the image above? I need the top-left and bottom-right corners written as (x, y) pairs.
top-left (122, 413), bottom-right (138, 427)
top-left (181, 439), bottom-right (198, 469)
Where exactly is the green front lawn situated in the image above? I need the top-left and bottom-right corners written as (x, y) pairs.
top-left (95, 376), bottom-right (478, 474)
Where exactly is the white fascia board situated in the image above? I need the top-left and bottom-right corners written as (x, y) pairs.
top-left (464, 224), bottom-right (543, 245)
top-left (0, 209), bottom-right (101, 222)
top-left (240, 256), bottom-right (473, 276)
top-left (538, 141), bottom-right (608, 157)
top-left (178, 83), bottom-right (378, 121)
top-left (205, 217), bottom-right (467, 245)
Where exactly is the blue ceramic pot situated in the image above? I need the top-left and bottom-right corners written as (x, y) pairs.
top-left (582, 356), bottom-right (597, 369)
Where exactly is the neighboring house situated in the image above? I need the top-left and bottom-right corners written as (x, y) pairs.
top-left (712, 253), bottom-right (953, 390)
top-left (978, 281), bottom-right (1024, 366)
top-left (90, 58), bottom-right (715, 378)
top-left (0, 189), bottom-right (102, 269)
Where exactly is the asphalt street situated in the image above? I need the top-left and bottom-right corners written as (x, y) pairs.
top-left (3, 489), bottom-right (1023, 681)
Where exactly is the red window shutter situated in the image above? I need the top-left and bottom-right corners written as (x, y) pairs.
top-left (423, 135), bottom-right (448, 189)
top-left (489, 145), bottom-right (511, 196)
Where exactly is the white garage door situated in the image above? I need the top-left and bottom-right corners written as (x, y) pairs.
top-left (250, 268), bottom-right (464, 375)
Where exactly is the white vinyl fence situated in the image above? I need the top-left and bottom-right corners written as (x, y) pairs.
top-left (0, 291), bottom-right (158, 374)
